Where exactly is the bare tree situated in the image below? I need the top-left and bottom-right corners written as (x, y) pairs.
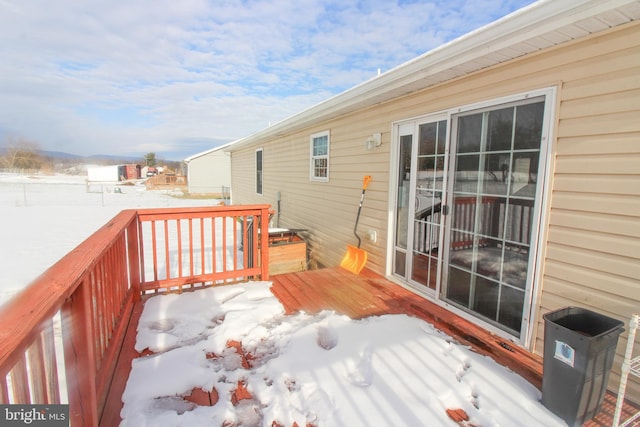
top-left (0, 137), bottom-right (44, 170)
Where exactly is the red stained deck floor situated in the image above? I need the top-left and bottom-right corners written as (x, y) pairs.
top-left (271, 267), bottom-right (544, 387)
top-left (101, 267), bottom-right (638, 427)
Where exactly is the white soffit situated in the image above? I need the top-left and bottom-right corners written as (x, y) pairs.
top-left (227, 0), bottom-right (640, 151)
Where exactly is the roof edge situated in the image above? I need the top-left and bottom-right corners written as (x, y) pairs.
top-left (184, 140), bottom-right (235, 162)
top-left (226, 0), bottom-right (637, 152)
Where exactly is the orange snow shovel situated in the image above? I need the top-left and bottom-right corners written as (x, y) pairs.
top-left (340, 175), bottom-right (372, 275)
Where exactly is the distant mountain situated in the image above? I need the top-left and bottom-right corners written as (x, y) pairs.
top-left (0, 145), bottom-right (181, 164)
top-left (85, 153), bottom-right (142, 163)
top-left (38, 150), bottom-right (83, 160)
top-left (37, 150), bottom-right (142, 164)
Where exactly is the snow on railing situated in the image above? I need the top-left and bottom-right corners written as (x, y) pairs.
top-left (0, 204), bottom-right (270, 426)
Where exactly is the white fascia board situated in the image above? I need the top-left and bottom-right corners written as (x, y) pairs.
top-left (226, 0), bottom-right (637, 152)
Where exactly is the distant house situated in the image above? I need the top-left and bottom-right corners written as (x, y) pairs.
top-left (87, 164), bottom-right (140, 182)
top-left (184, 143), bottom-right (232, 195)
top-left (225, 0), bottom-right (640, 399)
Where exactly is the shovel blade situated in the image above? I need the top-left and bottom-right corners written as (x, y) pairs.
top-left (340, 244), bottom-right (368, 275)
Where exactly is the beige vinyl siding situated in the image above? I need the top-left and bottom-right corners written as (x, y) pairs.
top-left (231, 131), bottom-right (399, 270)
top-left (538, 22), bottom-right (640, 399)
top-left (231, 21), bottom-right (640, 399)
top-left (231, 121), bottom-right (392, 270)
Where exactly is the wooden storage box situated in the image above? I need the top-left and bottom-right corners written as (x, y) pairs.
top-left (268, 231), bottom-right (307, 275)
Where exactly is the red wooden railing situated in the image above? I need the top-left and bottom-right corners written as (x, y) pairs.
top-left (136, 206), bottom-right (269, 293)
top-left (0, 204), bottom-right (271, 426)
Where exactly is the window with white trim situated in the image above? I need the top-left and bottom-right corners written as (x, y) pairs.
top-left (255, 148), bottom-right (263, 195)
top-left (310, 131), bottom-right (329, 181)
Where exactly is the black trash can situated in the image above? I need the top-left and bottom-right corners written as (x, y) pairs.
top-left (542, 307), bottom-right (624, 426)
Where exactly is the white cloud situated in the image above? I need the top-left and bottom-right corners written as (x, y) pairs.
top-left (0, 0), bottom-right (535, 158)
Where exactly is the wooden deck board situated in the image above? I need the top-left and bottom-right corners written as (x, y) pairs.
top-left (102, 266), bottom-right (638, 427)
top-left (272, 267), bottom-right (544, 388)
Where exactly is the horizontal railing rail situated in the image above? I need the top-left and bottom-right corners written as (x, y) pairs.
top-left (0, 204), bottom-right (271, 426)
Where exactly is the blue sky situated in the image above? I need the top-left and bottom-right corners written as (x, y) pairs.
top-left (0, 0), bottom-right (535, 160)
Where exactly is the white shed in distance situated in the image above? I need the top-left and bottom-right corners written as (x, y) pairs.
top-left (183, 143), bottom-right (232, 195)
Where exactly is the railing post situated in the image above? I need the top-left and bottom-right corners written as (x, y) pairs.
top-left (127, 214), bottom-right (142, 301)
top-left (62, 280), bottom-right (98, 427)
top-left (260, 207), bottom-right (270, 281)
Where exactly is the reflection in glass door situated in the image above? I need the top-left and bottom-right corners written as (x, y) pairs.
top-left (393, 119), bottom-right (447, 293)
top-left (443, 99), bottom-right (545, 337)
top-left (412, 120), bottom-right (447, 290)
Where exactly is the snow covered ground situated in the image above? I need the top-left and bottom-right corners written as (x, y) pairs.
top-left (0, 173), bottom-right (568, 426)
top-left (0, 173), bottom-right (217, 305)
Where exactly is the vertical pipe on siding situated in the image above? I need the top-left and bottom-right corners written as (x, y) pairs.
top-left (251, 214), bottom-right (258, 274)
top-left (242, 216), bottom-right (249, 273)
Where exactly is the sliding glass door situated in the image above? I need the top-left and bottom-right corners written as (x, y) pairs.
top-left (392, 92), bottom-right (551, 339)
top-left (443, 98), bottom-right (545, 336)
